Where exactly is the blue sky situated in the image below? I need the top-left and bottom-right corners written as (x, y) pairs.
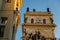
top-left (15, 0), bottom-right (60, 40)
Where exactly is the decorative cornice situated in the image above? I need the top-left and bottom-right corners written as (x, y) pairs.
top-left (22, 23), bottom-right (56, 27)
top-left (24, 12), bottom-right (53, 16)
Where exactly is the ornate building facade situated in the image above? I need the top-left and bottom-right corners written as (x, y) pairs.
top-left (22, 8), bottom-right (56, 40)
top-left (0, 0), bottom-right (22, 40)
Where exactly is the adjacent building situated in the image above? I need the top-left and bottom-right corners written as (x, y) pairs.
top-left (0, 0), bottom-right (22, 40)
top-left (22, 8), bottom-right (56, 40)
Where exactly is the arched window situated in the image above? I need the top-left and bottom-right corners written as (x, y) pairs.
top-left (31, 19), bottom-right (34, 23)
top-left (43, 19), bottom-right (46, 24)
top-left (50, 18), bottom-right (53, 24)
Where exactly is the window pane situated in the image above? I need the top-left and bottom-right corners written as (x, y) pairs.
top-left (43, 19), bottom-right (46, 24)
top-left (31, 19), bottom-right (34, 23)
top-left (0, 26), bottom-right (5, 37)
top-left (1, 17), bottom-right (8, 24)
top-left (6, 0), bottom-right (11, 3)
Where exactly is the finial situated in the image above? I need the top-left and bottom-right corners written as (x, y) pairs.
top-left (47, 8), bottom-right (50, 12)
top-left (26, 7), bottom-right (29, 12)
top-left (33, 9), bottom-right (36, 12)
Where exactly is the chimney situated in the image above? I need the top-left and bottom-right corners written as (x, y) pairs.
top-left (47, 8), bottom-right (50, 12)
top-left (26, 7), bottom-right (29, 12)
top-left (33, 9), bottom-right (36, 12)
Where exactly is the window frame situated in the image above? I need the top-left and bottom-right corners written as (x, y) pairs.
top-left (43, 19), bottom-right (46, 24)
top-left (0, 26), bottom-right (5, 37)
top-left (31, 18), bottom-right (34, 23)
top-left (5, 0), bottom-right (11, 3)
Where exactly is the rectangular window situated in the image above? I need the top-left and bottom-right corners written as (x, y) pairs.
top-left (0, 26), bottom-right (5, 37)
top-left (1, 17), bottom-right (8, 24)
top-left (12, 25), bottom-right (15, 40)
top-left (6, 0), bottom-right (11, 3)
